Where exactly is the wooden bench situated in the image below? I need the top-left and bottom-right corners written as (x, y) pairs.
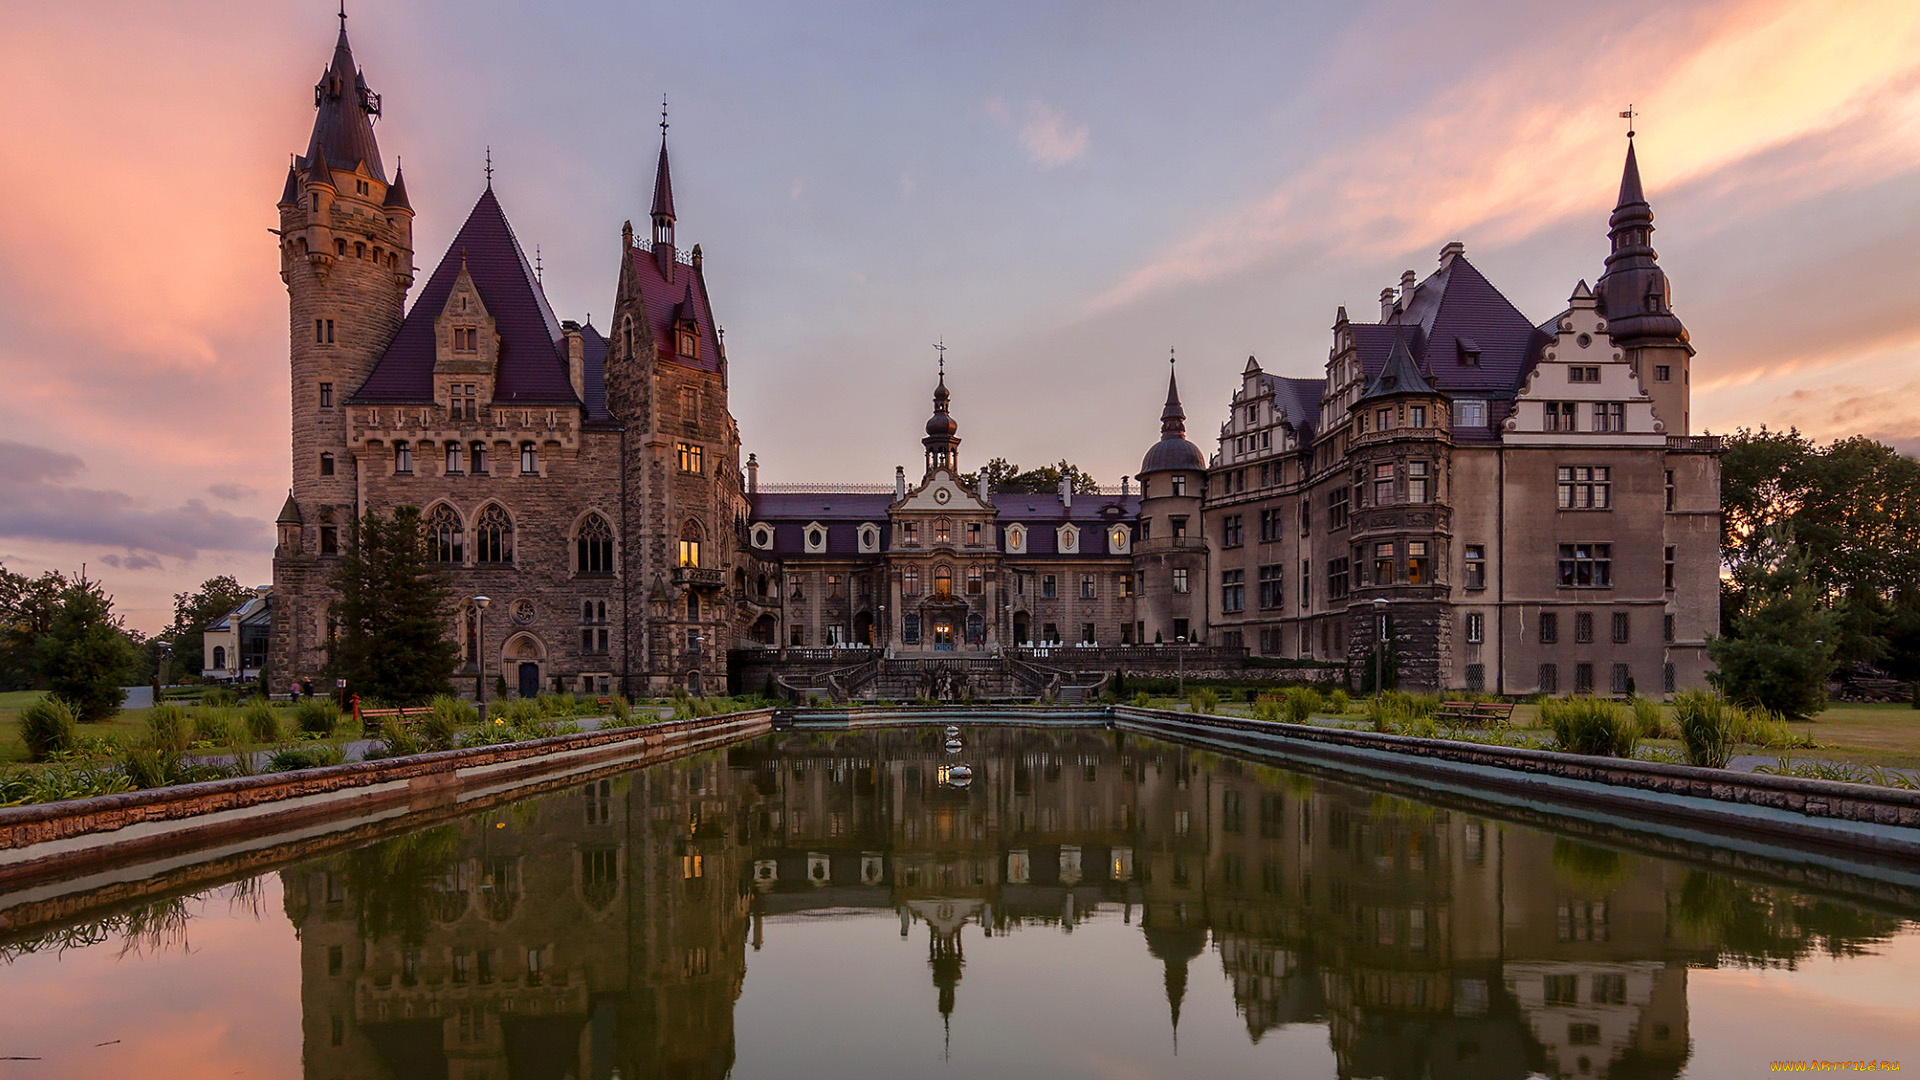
top-left (1434, 700), bottom-right (1515, 728)
top-left (355, 704), bottom-right (434, 727)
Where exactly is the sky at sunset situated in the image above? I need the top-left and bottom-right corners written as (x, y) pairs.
top-left (3, 0), bottom-right (1918, 633)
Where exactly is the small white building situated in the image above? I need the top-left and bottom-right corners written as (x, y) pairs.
top-left (204, 586), bottom-right (272, 682)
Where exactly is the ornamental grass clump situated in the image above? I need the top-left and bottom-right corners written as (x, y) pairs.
top-left (1251, 693), bottom-right (1284, 723)
top-left (243, 700), bottom-right (281, 743)
top-left (192, 707), bottom-right (240, 747)
top-left (292, 698), bottom-right (339, 737)
top-left (18, 697), bottom-right (78, 762)
top-left (1187, 687), bottom-right (1221, 715)
top-left (1672, 688), bottom-right (1741, 769)
top-left (1281, 686), bottom-right (1323, 724)
top-left (1540, 696), bottom-right (1637, 758)
top-left (1327, 689), bottom-right (1351, 716)
top-left (267, 745), bottom-right (347, 772)
top-left (1630, 697), bottom-right (1673, 740)
top-left (146, 705), bottom-right (192, 754)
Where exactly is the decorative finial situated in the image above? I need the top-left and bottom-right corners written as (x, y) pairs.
top-left (1619, 104), bottom-right (1636, 140)
top-left (339, 0), bottom-right (346, 28)
top-left (661, 96), bottom-right (670, 139)
top-left (933, 337), bottom-right (947, 376)
top-left (535, 245), bottom-right (543, 284)
top-left (485, 146), bottom-right (493, 188)
top-left (1169, 346), bottom-right (1177, 367)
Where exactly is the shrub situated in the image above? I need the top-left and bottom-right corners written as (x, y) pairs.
top-left (605, 694), bottom-right (632, 725)
top-left (192, 707), bottom-right (240, 747)
top-left (538, 692), bottom-right (580, 718)
top-left (367, 721), bottom-right (421, 759)
top-left (1133, 691), bottom-right (1154, 709)
top-left (1251, 694), bottom-right (1283, 723)
top-left (1276, 687), bottom-right (1317, 724)
top-left (1630, 697), bottom-right (1672, 740)
top-left (1541, 697), bottom-right (1637, 757)
top-left (421, 695), bottom-right (476, 750)
top-left (1188, 687), bottom-right (1220, 715)
top-left (1397, 713), bottom-right (1438, 739)
top-left (292, 698), bottom-right (339, 737)
top-left (121, 746), bottom-right (180, 789)
top-left (267, 745), bottom-right (346, 772)
top-left (242, 701), bottom-right (280, 743)
top-left (0, 764), bottom-right (134, 806)
top-left (1744, 710), bottom-right (1815, 751)
top-left (1327, 689), bottom-right (1351, 715)
top-left (146, 705), bottom-right (192, 754)
top-left (1673, 688), bottom-right (1741, 769)
top-left (18, 697), bottom-right (79, 762)
top-left (200, 687), bottom-right (238, 708)
top-left (461, 719), bottom-right (520, 747)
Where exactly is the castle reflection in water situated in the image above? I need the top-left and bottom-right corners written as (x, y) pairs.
top-left (282, 729), bottom-right (1906, 1080)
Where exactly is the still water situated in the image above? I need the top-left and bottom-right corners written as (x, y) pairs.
top-left (1, 727), bottom-right (1918, 1079)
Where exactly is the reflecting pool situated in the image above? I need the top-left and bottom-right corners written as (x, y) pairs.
top-left (2, 726), bottom-right (1918, 1079)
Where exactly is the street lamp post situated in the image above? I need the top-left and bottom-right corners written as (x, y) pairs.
top-left (1176, 635), bottom-right (1187, 700)
top-left (474, 595), bottom-right (492, 705)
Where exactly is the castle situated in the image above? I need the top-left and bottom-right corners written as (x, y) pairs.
top-left (269, 18), bottom-right (1720, 699)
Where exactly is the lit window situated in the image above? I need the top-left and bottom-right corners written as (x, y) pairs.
top-left (1407, 541), bottom-right (1429, 584)
top-left (934, 518), bottom-right (951, 543)
top-left (676, 443), bottom-right (704, 474)
top-left (934, 567), bottom-right (953, 598)
top-left (678, 521), bottom-right (703, 568)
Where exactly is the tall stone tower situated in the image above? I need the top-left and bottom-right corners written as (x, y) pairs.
top-left (606, 127), bottom-right (749, 695)
top-left (270, 13), bottom-right (415, 681)
top-left (1134, 361), bottom-right (1210, 645)
top-left (1594, 136), bottom-right (1691, 435)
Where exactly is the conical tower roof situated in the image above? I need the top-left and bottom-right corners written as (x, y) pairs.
top-left (1140, 358), bottom-right (1206, 474)
top-left (1359, 329), bottom-right (1435, 402)
top-left (1594, 136), bottom-right (1688, 348)
top-left (303, 14), bottom-right (386, 183)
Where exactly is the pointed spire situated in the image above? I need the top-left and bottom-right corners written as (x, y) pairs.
top-left (305, 140), bottom-right (334, 188)
top-left (1361, 327), bottom-right (1434, 402)
top-left (1617, 136), bottom-right (1646, 209)
top-left (923, 346), bottom-right (960, 473)
top-left (304, 12), bottom-right (385, 182)
top-left (276, 490), bottom-right (303, 525)
top-left (382, 162), bottom-right (411, 210)
top-left (279, 160), bottom-right (301, 206)
top-left (1595, 131), bottom-right (1688, 347)
top-left (651, 103), bottom-right (677, 223)
top-left (1161, 349), bottom-right (1186, 439)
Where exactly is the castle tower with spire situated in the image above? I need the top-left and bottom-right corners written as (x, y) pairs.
top-left (1132, 359), bottom-right (1210, 645)
top-left (1595, 135), bottom-right (1693, 435)
top-left (271, 10), bottom-right (415, 679)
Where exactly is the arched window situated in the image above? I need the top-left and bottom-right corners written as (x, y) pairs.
top-left (212, 645), bottom-right (226, 671)
top-left (475, 504), bottom-right (513, 564)
top-left (576, 513), bottom-right (614, 575)
top-left (934, 566), bottom-right (953, 599)
top-left (428, 504), bottom-right (464, 564)
top-left (678, 520), bottom-right (703, 567)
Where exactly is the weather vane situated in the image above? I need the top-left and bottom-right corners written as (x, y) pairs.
top-left (661, 96), bottom-right (670, 138)
top-left (1619, 104), bottom-right (1636, 139)
top-left (933, 337), bottom-right (947, 375)
top-left (485, 146), bottom-right (493, 187)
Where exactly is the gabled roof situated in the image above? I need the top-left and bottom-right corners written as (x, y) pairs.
top-left (353, 187), bottom-right (574, 405)
top-left (303, 22), bottom-right (385, 183)
top-left (1262, 374), bottom-right (1324, 443)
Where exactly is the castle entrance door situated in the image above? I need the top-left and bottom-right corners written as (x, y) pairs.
top-left (518, 662), bottom-right (540, 699)
top-left (932, 618), bottom-right (955, 651)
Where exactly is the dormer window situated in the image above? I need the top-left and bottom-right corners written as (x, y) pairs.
top-left (355, 179), bottom-right (370, 196)
top-left (1109, 525), bottom-right (1130, 553)
top-left (1006, 524), bottom-right (1026, 553)
top-left (858, 523), bottom-right (880, 553)
top-left (677, 329), bottom-right (697, 358)
top-left (751, 523), bottom-right (774, 550)
top-left (1457, 337), bottom-right (1481, 366)
top-left (454, 328), bottom-right (479, 353)
top-left (805, 524), bottom-right (828, 553)
top-left (1057, 525), bottom-right (1079, 554)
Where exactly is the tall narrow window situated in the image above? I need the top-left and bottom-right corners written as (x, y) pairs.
top-left (903, 568), bottom-right (920, 595)
top-left (475, 505), bottom-right (512, 564)
top-left (1539, 612), bottom-right (1558, 644)
top-left (318, 382), bottom-right (334, 408)
top-left (319, 525), bottom-right (339, 556)
top-left (934, 567), bottom-right (953, 599)
top-left (393, 441), bottom-right (412, 474)
top-left (1465, 612), bottom-right (1484, 644)
top-left (1665, 470), bottom-right (1676, 511)
top-left (428, 505), bottom-right (464, 564)
top-left (678, 521), bottom-right (703, 568)
top-left (1463, 545), bottom-right (1486, 589)
top-left (1407, 540), bottom-right (1429, 584)
top-left (520, 442), bottom-right (538, 475)
top-left (471, 442), bottom-right (489, 474)
top-left (319, 452), bottom-right (335, 477)
top-left (1220, 569), bottom-right (1245, 612)
top-left (1373, 462), bottom-right (1394, 505)
top-left (1612, 611), bottom-right (1631, 644)
top-left (966, 566), bottom-right (983, 595)
top-left (1407, 461), bottom-right (1429, 503)
top-left (1172, 568), bottom-right (1189, 594)
top-left (577, 514), bottom-right (614, 575)
top-left (1258, 564), bottom-right (1283, 608)
top-left (445, 443), bottom-right (463, 474)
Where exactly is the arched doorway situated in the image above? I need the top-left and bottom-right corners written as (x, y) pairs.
top-left (518, 662), bottom-right (540, 699)
top-left (502, 633), bottom-right (546, 699)
top-left (854, 610), bottom-right (873, 645)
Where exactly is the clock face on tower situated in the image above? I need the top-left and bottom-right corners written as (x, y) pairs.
top-left (934, 488), bottom-right (951, 504)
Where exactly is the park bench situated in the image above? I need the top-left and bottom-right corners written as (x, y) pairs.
top-left (1434, 700), bottom-right (1515, 728)
top-left (355, 704), bottom-right (434, 727)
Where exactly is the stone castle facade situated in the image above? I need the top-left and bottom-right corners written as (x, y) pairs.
top-left (269, 19), bottom-right (1719, 698)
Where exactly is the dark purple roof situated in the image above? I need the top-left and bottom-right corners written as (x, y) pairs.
top-left (303, 25), bottom-right (385, 183)
top-left (1263, 374), bottom-right (1323, 441)
top-left (578, 322), bottom-right (610, 421)
top-left (382, 165), bottom-right (412, 211)
top-left (352, 187), bottom-right (574, 405)
top-left (629, 247), bottom-right (723, 375)
top-left (745, 491), bottom-right (1141, 558)
top-left (1347, 255), bottom-right (1546, 397)
top-left (651, 139), bottom-right (676, 220)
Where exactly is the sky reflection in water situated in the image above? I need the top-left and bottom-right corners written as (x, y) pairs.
top-left (1, 726), bottom-right (1918, 1079)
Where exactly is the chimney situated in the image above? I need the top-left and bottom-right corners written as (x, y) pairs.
top-left (564, 326), bottom-right (585, 401)
top-left (977, 467), bottom-right (990, 499)
top-left (1121, 476), bottom-right (1130, 498)
top-left (894, 465), bottom-right (907, 500)
top-left (692, 243), bottom-right (703, 271)
top-left (1438, 240), bottom-right (1464, 266)
top-left (746, 453), bottom-right (759, 495)
top-left (1400, 269), bottom-right (1417, 306)
top-left (1059, 474), bottom-right (1072, 511)
top-left (1380, 287), bottom-right (1397, 321)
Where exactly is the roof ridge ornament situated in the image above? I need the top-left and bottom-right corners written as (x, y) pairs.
top-left (1619, 103), bottom-right (1636, 140)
